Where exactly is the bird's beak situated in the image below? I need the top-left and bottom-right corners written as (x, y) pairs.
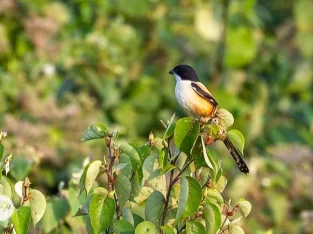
top-left (169, 70), bottom-right (174, 75)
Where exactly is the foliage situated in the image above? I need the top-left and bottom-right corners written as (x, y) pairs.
top-left (0, 132), bottom-right (46, 233)
top-left (73, 112), bottom-right (251, 234)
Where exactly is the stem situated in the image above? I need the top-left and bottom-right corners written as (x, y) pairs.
top-left (218, 215), bottom-right (229, 234)
top-left (161, 165), bottom-right (175, 227)
top-left (160, 158), bottom-right (194, 230)
top-left (106, 137), bottom-right (121, 219)
top-left (172, 159), bottom-right (194, 185)
top-left (212, 0), bottom-right (230, 84)
top-left (202, 176), bottom-right (211, 189)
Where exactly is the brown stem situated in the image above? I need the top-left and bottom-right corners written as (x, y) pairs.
top-left (172, 159), bottom-right (194, 185)
top-left (218, 215), bottom-right (229, 234)
top-left (106, 137), bottom-right (121, 219)
top-left (160, 158), bottom-right (194, 231)
top-left (161, 165), bottom-right (175, 228)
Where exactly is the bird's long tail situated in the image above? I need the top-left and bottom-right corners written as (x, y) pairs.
top-left (223, 137), bottom-right (249, 174)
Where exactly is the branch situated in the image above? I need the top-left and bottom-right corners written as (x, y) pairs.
top-left (161, 158), bottom-right (194, 230)
top-left (106, 137), bottom-right (121, 219)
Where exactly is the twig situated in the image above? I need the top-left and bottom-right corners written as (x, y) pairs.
top-left (161, 158), bottom-right (194, 231)
top-left (172, 159), bottom-right (194, 185)
top-left (218, 215), bottom-right (229, 234)
top-left (106, 137), bottom-right (121, 219)
top-left (161, 164), bottom-right (175, 227)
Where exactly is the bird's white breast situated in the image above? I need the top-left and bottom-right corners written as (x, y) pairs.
top-left (175, 80), bottom-right (195, 116)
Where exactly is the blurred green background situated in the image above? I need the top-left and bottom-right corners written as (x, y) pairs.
top-left (1, 0), bottom-right (313, 233)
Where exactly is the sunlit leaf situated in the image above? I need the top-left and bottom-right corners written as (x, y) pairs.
top-left (203, 202), bottom-right (222, 234)
top-left (174, 117), bottom-right (200, 156)
top-left (89, 195), bottom-right (115, 234)
top-left (0, 176), bottom-right (13, 199)
top-left (217, 108), bottom-right (234, 128)
top-left (12, 206), bottom-right (31, 234)
top-left (85, 160), bottom-right (102, 195)
top-left (24, 189), bottom-right (47, 227)
top-left (201, 137), bottom-right (215, 170)
top-left (205, 188), bottom-right (224, 205)
top-left (213, 175), bottom-right (227, 193)
top-left (163, 114), bottom-right (176, 139)
top-left (186, 220), bottom-right (206, 234)
top-left (15, 181), bottom-right (25, 200)
top-left (81, 124), bottom-right (109, 141)
top-left (134, 187), bottom-right (153, 204)
top-left (135, 221), bottom-right (157, 234)
top-left (145, 191), bottom-right (165, 226)
top-left (237, 198), bottom-right (252, 218)
top-left (115, 174), bottom-right (131, 207)
top-left (176, 176), bottom-right (202, 220)
top-left (227, 130), bottom-right (245, 155)
top-left (229, 224), bottom-right (245, 234)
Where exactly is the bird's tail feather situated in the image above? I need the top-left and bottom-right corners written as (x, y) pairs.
top-left (223, 137), bottom-right (249, 174)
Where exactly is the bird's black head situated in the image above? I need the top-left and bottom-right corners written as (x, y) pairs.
top-left (169, 64), bottom-right (199, 82)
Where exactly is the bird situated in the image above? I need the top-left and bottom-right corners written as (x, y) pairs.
top-left (169, 64), bottom-right (249, 174)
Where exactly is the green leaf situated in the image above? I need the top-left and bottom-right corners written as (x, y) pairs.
top-left (134, 186), bottom-right (153, 204)
top-left (120, 144), bottom-right (143, 180)
top-left (176, 176), bottom-right (202, 220)
top-left (79, 163), bottom-right (90, 196)
top-left (81, 124), bottom-right (109, 141)
top-left (192, 138), bottom-right (208, 169)
top-left (112, 219), bottom-right (135, 234)
top-left (24, 189), bottom-right (47, 227)
top-left (227, 130), bottom-right (245, 155)
top-left (217, 108), bottom-right (234, 128)
top-left (12, 206), bottom-right (31, 234)
top-left (213, 175), bottom-right (227, 193)
top-left (0, 176), bottom-right (13, 199)
top-left (89, 195), bottom-right (115, 234)
top-left (42, 198), bottom-right (71, 233)
top-left (135, 221), bottom-right (157, 234)
top-left (237, 198), bottom-right (252, 218)
top-left (129, 173), bottom-right (143, 202)
top-left (143, 153), bottom-right (161, 181)
top-left (85, 160), bottom-right (102, 195)
top-left (145, 191), bottom-right (165, 226)
top-left (201, 137), bottom-right (215, 170)
top-left (229, 224), bottom-right (245, 234)
top-left (186, 221), bottom-right (206, 234)
top-left (163, 114), bottom-right (176, 139)
top-left (203, 202), bottom-right (222, 234)
top-left (205, 188), bottom-right (224, 205)
top-left (174, 117), bottom-right (200, 155)
top-left (162, 225), bottom-right (176, 234)
top-left (118, 154), bottom-right (132, 176)
top-left (10, 157), bottom-right (33, 181)
top-left (115, 174), bottom-right (131, 207)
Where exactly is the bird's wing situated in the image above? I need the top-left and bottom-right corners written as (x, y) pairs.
top-left (191, 82), bottom-right (218, 107)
